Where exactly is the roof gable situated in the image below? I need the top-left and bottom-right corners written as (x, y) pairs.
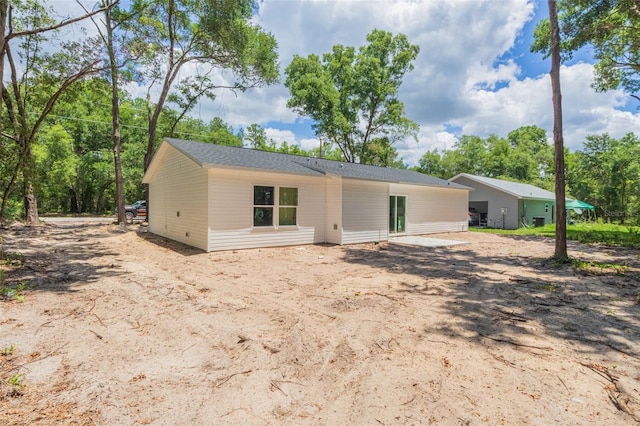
top-left (449, 173), bottom-right (555, 200)
top-left (149, 138), bottom-right (470, 190)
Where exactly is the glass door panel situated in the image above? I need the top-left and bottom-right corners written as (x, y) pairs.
top-left (389, 196), bottom-right (406, 234)
top-left (397, 196), bottom-right (406, 233)
top-left (389, 196), bottom-right (397, 233)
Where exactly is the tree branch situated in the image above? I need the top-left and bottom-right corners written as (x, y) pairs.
top-left (6, 1), bottom-right (117, 41)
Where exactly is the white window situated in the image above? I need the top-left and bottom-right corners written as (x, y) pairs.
top-left (253, 186), bottom-right (298, 227)
top-left (278, 187), bottom-right (298, 226)
top-left (253, 185), bottom-right (274, 227)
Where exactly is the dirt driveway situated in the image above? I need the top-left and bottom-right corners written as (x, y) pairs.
top-left (1, 222), bottom-right (640, 425)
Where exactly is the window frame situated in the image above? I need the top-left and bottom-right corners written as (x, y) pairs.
top-left (253, 185), bottom-right (275, 227)
top-left (252, 185), bottom-right (299, 228)
top-left (278, 186), bottom-right (298, 227)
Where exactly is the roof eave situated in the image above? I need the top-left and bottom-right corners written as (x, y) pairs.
top-left (523, 196), bottom-right (556, 202)
top-left (203, 162), bottom-right (325, 177)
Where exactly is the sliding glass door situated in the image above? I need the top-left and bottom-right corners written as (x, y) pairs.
top-left (389, 196), bottom-right (406, 234)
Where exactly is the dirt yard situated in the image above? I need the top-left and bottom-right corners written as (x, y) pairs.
top-left (1, 221), bottom-right (640, 425)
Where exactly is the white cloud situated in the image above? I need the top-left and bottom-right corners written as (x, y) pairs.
top-left (264, 127), bottom-right (295, 145)
top-left (50, 0), bottom-right (640, 169)
top-left (300, 137), bottom-right (322, 152)
top-left (252, 128), bottom-right (321, 152)
top-left (452, 62), bottom-right (640, 152)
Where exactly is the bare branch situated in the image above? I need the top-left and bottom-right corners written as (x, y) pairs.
top-left (29, 58), bottom-right (104, 142)
top-left (6, 1), bottom-right (118, 41)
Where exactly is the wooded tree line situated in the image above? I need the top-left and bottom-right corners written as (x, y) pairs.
top-left (0, 0), bottom-right (419, 224)
top-left (415, 126), bottom-right (640, 224)
top-left (0, 0), bottom-right (638, 227)
top-left (5, 77), bottom-right (337, 218)
top-left (0, 0), bottom-right (279, 224)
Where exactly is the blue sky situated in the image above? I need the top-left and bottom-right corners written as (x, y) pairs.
top-left (62, 0), bottom-right (640, 167)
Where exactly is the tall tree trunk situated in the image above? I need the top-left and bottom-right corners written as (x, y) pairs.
top-left (144, 76), bottom-right (175, 223)
top-left (0, 1), bottom-right (8, 224)
top-left (23, 144), bottom-right (39, 224)
top-left (548, 0), bottom-right (568, 260)
top-left (24, 182), bottom-right (39, 224)
top-left (104, 3), bottom-right (125, 225)
top-left (69, 187), bottom-right (79, 214)
top-left (0, 145), bottom-right (20, 225)
top-left (144, 96), bottom-right (155, 223)
top-left (0, 0), bottom-right (8, 123)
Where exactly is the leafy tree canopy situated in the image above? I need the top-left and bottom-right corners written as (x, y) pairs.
top-left (532, 0), bottom-right (640, 101)
top-left (284, 29), bottom-right (419, 165)
top-left (415, 125), bottom-right (554, 190)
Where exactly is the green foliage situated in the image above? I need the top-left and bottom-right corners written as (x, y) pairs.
top-left (285, 29), bottom-right (419, 165)
top-left (531, 0), bottom-right (640, 100)
top-left (415, 126), bottom-right (640, 225)
top-left (243, 123), bottom-right (275, 151)
top-left (8, 373), bottom-right (23, 387)
top-left (0, 344), bottom-right (15, 357)
top-left (33, 125), bottom-right (79, 213)
top-left (416, 149), bottom-right (446, 178)
top-left (0, 282), bottom-right (28, 303)
top-left (0, 0), bottom-right (106, 223)
top-left (359, 137), bottom-right (405, 168)
top-left (570, 258), bottom-right (628, 275)
top-left (533, 282), bottom-right (558, 292)
top-left (0, 0), bottom-right (279, 221)
top-left (125, 0), bottom-right (279, 136)
top-left (566, 133), bottom-right (640, 224)
top-left (415, 125), bottom-right (554, 186)
top-left (2, 78), bottom-right (252, 216)
top-left (506, 126), bottom-right (554, 188)
top-left (239, 123), bottom-right (346, 159)
top-left (472, 222), bottom-right (640, 248)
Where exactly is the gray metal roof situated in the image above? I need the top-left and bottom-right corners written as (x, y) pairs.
top-left (164, 138), bottom-right (469, 189)
top-left (449, 173), bottom-right (555, 200)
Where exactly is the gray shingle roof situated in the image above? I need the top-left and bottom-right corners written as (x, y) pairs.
top-left (164, 138), bottom-right (469, 190)
top-left (450, 173), bottom-right (556, 200)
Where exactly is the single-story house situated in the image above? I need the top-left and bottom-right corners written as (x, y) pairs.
top-left (449, 173), bottom-right (556, 229)
top-left (142, 138), bottom-right (472, 252)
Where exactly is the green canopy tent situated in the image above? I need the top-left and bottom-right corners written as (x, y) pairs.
top-left (566, 199), bottom-right (596, 222)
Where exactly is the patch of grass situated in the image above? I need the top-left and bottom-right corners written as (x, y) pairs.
top-left (0, 244), bottom-right (28, 302)
top-left (1, 344), bottom-right (15, 356)
top-left (0, 250), bottom-right (25, 268)
top-left (0, 281), bottom-right (29, 302)
top-left (571, 258), bottom-right (628, 275)
top-left (8, 373), bottom-right (23, 387)
top-left (7, 373), bottom-right (25, 396)
top-left (533, 282), bottom-right (558, 292)
top-left (472, 223), bottom-right (640, 248)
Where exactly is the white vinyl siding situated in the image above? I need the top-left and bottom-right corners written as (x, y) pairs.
top-left (390, 183), bottom-right (469, 234)
top-left (324, 176), bottom-right (343, 244)
top-left (342, 179), bottom-right (389, 245)
top-left (147, 145), bottom-right (209, 251)
top-left (145, 140), bottom-right (472, 252)
top-left (208, 168), bottom-right (326, 251)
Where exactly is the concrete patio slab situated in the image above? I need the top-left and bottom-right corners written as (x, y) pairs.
top-left (389, 235), bottom-right (468, 248)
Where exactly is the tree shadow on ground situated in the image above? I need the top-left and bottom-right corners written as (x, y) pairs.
top-left (342, 237), bottom-right (640, 360)
top-left (1, 223), bottom-right (126, 294)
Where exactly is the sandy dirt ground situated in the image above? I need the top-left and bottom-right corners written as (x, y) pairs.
top-left (1, 221), bottom-right (640, 425)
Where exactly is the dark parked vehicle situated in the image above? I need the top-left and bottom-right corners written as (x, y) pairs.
top-left (116, 200), bottom-right (146, 221)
